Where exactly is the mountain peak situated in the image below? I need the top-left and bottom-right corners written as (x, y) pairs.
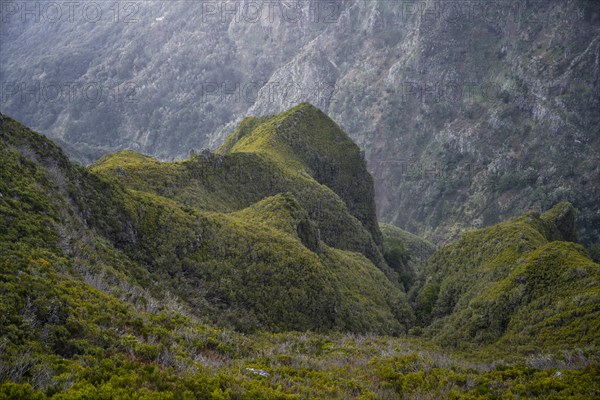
top-left (220, 103), bottom-right (382, 247)
top-left (219, 102), bottom-right (351, 164)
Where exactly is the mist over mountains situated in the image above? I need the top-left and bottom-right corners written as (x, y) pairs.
top-left (2, 0), bottom-right (599, 246)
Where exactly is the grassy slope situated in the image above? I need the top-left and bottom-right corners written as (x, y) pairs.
top-left (93, 106), bottom-right (387, 274)
top-left (413, 202), bottom-right (600, 355)
top-left (218, 103), bottom-right (384, 252)
top-left (89, 104), bottom-right (411, 333)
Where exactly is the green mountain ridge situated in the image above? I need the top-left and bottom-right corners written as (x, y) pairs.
top-left (92, 104), bottom-right (389, 275)
top-left (1, 108), bottom-right (599, 398)
top-left (2, 106), bottom-right (413, 335)
top-left (218, 104), bottom-right (383, 248)
top-left (3, 1), bottom-right (598, 247)
top-left (413, 202), bottom-right (600, 353)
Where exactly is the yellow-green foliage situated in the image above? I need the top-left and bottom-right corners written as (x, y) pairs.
top-left (413, 203), bottom-right (600, 354)
top-left (1, 327), bottom-right (598, 399)
top-left (86, 105), bottom-right (410, 333)
top-left (2, 111), bottom-right (599, 399)
top-left (3, 112), bottom-right (411, 336)
top-left (218, 103), bottom-right (383, 249)
top-left (98, 181), bottom-right (411, 333)
top-left (93, 134), bottom-right (385, 271)
top-left (91, 150), bottom-right (187, 200)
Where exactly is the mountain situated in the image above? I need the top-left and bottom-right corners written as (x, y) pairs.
top-left (216, 103), bottom-right (383, 251)
top-left (412, 201), bottom-right (600, 354)
top-left (1, 110), bottom-right (599, 398)
top-left (1, 106), bottom-right (413, 336)
top-left (2, 0), bottom-right (599, 246)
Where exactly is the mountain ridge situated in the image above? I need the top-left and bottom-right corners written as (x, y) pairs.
top-left (1, 109), bottom-right (599, 398)
top-left (412, 201), bottom-right (600, 352)
top-left (2, 108), bottom-right (413, 335)
top-left (3, 0), bottom-right (598, 246)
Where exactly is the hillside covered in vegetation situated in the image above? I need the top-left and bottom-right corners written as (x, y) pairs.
top-left (4, 1), bottom-right (599, 248)
top-left (1, 107), bottom-right (599, 398)
top-left (412, 202), bottom-right (600, 353)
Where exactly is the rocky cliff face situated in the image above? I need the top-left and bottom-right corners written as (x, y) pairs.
top-left (2, 0), bottom-right (599, 244)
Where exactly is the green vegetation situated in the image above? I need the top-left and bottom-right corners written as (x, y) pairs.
top-left (1, 109), bottom-right (599, 398)
top-left (88, 105), bottom-right (409, 333)
top-left (380, 223), bottom-right (436, 291)
top-left (218, 104), bottom-right (383, 247)
top-left (412, 203), bottom-right (600, 356)
top-left (93, 104), bottom-right (385, 271)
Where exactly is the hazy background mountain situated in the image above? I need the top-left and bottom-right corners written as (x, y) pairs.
top-left (1, 0), bottom-right (599, 245)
